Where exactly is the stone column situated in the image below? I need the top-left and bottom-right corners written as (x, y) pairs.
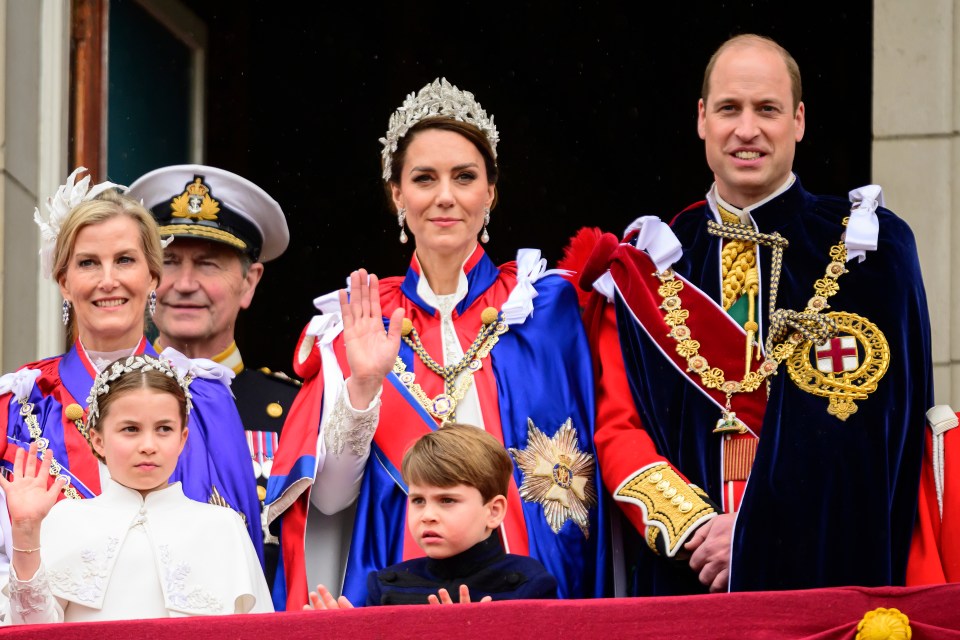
top-left (873, 0), bottom-right (958, 405)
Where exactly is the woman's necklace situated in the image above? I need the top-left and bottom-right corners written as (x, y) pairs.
top-left (393, 306), bottom-right (507, 425)
top-left (657, 219), bottom-right (850, 433)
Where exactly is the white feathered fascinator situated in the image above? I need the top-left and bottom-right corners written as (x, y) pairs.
top-left (33, 167), bottom-right (125, 280)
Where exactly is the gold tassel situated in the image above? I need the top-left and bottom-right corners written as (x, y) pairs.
top-left (744, 266), bottom-right (759, 376)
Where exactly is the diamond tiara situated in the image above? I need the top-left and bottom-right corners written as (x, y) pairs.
top-left (379, 77), bottom-right (499, 182)
top-left (85, 354), bottom-right (193, 432)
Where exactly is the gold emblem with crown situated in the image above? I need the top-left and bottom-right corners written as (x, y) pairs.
top-left (171, 177), bottom-right (220, 221)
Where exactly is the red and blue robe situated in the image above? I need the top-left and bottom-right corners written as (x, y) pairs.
top-left (267, 247), bottom-right (609, 609)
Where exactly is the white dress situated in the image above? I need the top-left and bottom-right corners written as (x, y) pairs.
top-left (6, 480), bottom-right (272, 623)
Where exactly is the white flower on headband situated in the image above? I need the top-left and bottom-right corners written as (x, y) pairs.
top-left (379, 78), bottom-right (499, 182)
top-left (85, 354), bottom-right (193, 432)
top-left (33, 166), bottom-right (125, 280)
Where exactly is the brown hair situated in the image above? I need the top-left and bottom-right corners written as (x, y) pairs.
top-left (401, 424), bottom-right (513, 503)
top-left (54, 189), bottom-right (163, 343)
top-left (383, 118), bottom-right (500, 214)
top-left (701, 34), bottom-right (803, 111)
top-left (87, 360), bottom-right (188, 462)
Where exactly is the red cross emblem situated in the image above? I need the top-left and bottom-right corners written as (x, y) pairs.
top-left (815, 335), bottom-right (859, 373)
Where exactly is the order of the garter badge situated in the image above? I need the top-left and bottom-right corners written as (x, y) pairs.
top-left (786, 311), bottom-right (890, 420)
top-left (508, 418), bottom-right (596, 538)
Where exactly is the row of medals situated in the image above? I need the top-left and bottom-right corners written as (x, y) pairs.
top-left (247, 430), bottom-right (278, 479)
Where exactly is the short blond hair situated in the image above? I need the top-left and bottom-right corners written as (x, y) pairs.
top-left (401, 424), bottom-right (514, 503)
top-left (702, 34), bottom-right (802, 111)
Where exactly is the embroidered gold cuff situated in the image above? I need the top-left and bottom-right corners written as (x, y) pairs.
top-left (614, 463), bottom-right (716, 557)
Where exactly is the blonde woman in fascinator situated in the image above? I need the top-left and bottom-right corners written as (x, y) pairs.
top-left (267, 79), bottom-right (610, 609)
top-left (0, 169), bottom-right (265, 600)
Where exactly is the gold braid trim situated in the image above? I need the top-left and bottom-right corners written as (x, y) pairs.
top-left (718, 206), bottom-right (757, 310)
top-left (158, 224), bottom-right (247, 250)
top-left (615, 462), bottom-right (716, 556)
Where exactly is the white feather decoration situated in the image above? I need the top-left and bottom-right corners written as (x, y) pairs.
top-left (33, 166), bottom-right (126, 279)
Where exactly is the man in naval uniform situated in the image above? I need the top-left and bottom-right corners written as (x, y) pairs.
top-left (574, 34), bottom-right (933, 594)
top-left (128, 165), bottom-right (299, 589)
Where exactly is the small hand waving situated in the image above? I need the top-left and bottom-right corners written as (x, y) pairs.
top-left (0, 442), bottom-right (65, 528)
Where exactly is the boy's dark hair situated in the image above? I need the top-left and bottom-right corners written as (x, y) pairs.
top-left (401, 424), bottom-right (513, 503)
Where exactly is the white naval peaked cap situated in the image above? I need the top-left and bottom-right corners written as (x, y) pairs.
top-left (127, 164), bottom-right (289, 263)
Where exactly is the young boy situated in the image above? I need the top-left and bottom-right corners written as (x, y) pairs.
top-left (306, 424), bottom-right (558, 607)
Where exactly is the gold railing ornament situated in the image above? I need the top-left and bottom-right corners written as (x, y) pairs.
top-left (855, 607), bottom-right (911, 640)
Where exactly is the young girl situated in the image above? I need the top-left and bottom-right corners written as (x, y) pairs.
top-left (1, 354), bottom-right (272, 623)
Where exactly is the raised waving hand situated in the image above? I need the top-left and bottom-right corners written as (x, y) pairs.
top-left (341, 269), bottom-right (404, 408)
top-left (0, 442), bottom-right (67, 579)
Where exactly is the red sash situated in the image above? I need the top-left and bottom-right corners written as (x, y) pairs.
top-left (608, 242), bottom-right (767, 435)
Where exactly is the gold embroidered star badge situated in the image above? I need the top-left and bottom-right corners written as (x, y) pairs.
top-left (509, 418), bottom-right (597, 538)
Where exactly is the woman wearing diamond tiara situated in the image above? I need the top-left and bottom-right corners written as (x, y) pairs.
top-left (0, 169), bottom-right (264, 596)
top-left (2, 354), bottom-right (272, 622)
top-left (267, 78), bottom-right (609, 609)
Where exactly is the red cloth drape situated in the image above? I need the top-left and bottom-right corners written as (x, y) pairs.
top-left (0, 584), bottom-right (957, 639)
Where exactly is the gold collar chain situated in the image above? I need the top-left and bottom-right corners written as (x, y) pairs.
top-left (659, 219), bottom-right (850, 433)
top-left (393, 307), bottom-right (508, 424)
top-left (18, 398), bottom-right (83, 499)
